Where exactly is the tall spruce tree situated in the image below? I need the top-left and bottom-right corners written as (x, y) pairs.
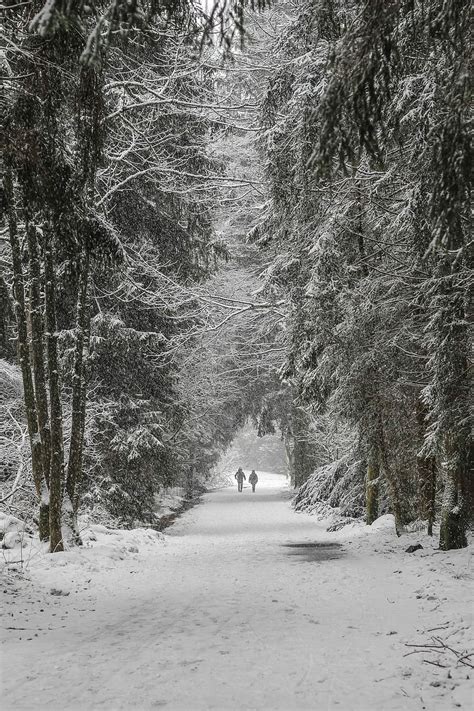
top-left (256, 0), bottom-right (472, 547)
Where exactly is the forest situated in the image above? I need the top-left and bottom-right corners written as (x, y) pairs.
top-left (1, 3), bottom-right (473, 711)
top-left (1, 0), bottom-right (472, 554)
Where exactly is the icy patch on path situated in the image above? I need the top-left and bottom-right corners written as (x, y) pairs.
top-left (2, 471), bottom-right (473, 711)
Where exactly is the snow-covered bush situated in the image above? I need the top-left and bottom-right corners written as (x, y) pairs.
top-left (293, 456), bottom-right (367, 519)
top-left (0, 512), bottom-right (33, 553)
top-left (0, 360), bottom-right (37, 528)
top-left (0, 359), bottom-right (24, 482)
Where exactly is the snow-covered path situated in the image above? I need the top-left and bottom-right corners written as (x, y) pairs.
top-left (2, 473), bottom-right (472, 710)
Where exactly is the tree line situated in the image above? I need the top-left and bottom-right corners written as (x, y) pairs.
top-left (2, 0), bottom-right (266, 550)
top-left (1, 0), bottom-right (472, 553)
top-left (251, 0), bottom-right (472, 550)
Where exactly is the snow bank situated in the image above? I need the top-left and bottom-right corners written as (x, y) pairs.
top-left (81, 523), bottom-right (165, 553)
top-left (1, 514), bottom-right (165, 580)
top-left (368, 513), bottom-right (396, 532)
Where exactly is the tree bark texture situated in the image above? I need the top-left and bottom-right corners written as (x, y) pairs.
top-left (4, 164), bottom-right (49, 540)
top-left (365, 446), bottom-right (379, 525)
top-left (439, 431), bottom-right (469, 550)
top-left (415, 398), bottom-right (436, 536)
top-left (284, 431), bottom-right (296, 487)
top-left (44, 233), bottom-right (65, 553)
top-left (436, 256), bottom-right (470, 551)
top-left (66, 252), bottom-right (90, 526)
top-left (25, 216), bottom-right (52, 488)
top-left (378, 420), bottom-right (405, 536)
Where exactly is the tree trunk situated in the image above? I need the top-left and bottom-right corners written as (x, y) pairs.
top-left (436, 253), bottom-right (470, 551)
top-left (378, 420), bottom-right (405, 536)
top-left (284, 430), bottom-right (295, 486)
top-left (25, 217), bottom-right (52, 488)
top-left (294, 436), bottom-right (309, 488)
top-left (64, 252), bottom-right (90, 545)
top-left (292, 407), bottom-right (316, 488)
top-left (4, 163), bottom-right (49, 540)
top-left (44, 233), bottom-right (65, 553)
top-left (366, 446), bottom-right (379, 525)
top-left (419, 456), bottom-right (436, 537)
top-left (415, 398), bottom-right (436, 535)
top-left (439, 431), bottom-right (468, 550)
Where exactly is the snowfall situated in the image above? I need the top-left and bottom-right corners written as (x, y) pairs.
top-left (1, 472), bottom-right (473, 711)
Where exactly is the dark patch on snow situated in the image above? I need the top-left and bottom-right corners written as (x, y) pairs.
top-left (282, 541), bottom-right (344, 562)
top-left (155, 494), bottom-right (202, 532)
top-left (405, 544), bottom-right (423, 553)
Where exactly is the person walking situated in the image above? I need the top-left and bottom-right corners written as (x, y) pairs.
top-left (234, 467), bottom-right (246, 492)
top-left (249, 470), bottom-right (258, 493)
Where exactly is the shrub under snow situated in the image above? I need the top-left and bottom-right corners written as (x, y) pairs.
top-left (293, 456), bottom-right (366, 519)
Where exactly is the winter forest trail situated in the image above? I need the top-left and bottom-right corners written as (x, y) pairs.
top-left (2, 473), bottom-right (472, 711)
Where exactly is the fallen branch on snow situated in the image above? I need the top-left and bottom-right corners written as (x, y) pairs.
top-left (404, 635), bottom-right (474, 669)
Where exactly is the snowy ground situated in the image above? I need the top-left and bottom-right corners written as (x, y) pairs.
top-left (1, 472), bottom-right (473, 711)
